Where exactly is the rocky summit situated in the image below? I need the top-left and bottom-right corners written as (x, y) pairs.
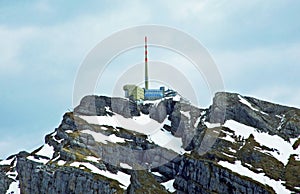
top-left (0, 92), bottom-right (299, 194)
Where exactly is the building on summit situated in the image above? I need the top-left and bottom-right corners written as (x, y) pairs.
top-left (123, 84), bottom-right (144, 101)
top-left (123, 36), bottom-right (177, 101)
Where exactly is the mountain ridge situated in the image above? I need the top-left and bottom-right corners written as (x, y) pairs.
top-left (1, 92), bottom-right (299, 193)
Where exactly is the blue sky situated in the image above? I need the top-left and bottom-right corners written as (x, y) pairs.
top-left (1, 0), bottom-right (300, 158)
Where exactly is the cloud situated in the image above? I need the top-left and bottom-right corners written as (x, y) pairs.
top-left (214, 43), bottom-right (300, 81)
top-left (0, 26), bottom-right (35, 76)
top-left (0, 1), bottom-right (153, 158)
top-left (252, 86), bottom-right (300, 108)
top-left (0, 135), bottom-right (43, 159)
top-left (1, 0), bottom-right (300, 158)
top-left (210, 43), bottom-right (300, 108)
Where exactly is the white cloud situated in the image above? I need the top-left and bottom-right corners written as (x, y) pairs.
top-left (213, 43), bottom-right (300, 80)
top-left (210, 43), bottom-right (300, 108)
top-left (0, 1), bottom-right (154, 158)
top-left (252, 86), bottom-right (300, 108)
top-left (34, 0), bottom-right (53, 13)
top-left (0, 26), bottom-right (35, 75)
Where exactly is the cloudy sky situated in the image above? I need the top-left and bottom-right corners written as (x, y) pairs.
top-left (1, 0), bottom-right (300, 158)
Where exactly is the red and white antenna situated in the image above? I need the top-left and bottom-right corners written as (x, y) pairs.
top-left (145, 36), bottom-right (149, 90)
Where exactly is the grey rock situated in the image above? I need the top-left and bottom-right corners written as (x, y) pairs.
top-left (16, 157), bottom-right (120, 194)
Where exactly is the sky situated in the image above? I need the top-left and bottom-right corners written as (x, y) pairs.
top-left (1, 0), bottom-right (300, 159)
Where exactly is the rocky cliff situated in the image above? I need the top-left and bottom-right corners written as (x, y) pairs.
top-left (0, 92), bottom-right (299, 193)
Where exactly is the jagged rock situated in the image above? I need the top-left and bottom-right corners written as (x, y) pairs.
top-left (74, 95), bottom-right (140, 118)
top-left (0, 171), bottom-right (12, 194)
top-left (208, 92), bottom-right (300, 140)
top-left (128, 170), bottom-right (169, 194)
top-left (149, 101), bottom-right (168, 123)
top-left (174, 156), bottom-right (275, 194)
top-left (1, 92), bottom-right (300, 193)
top-left (16, 157), bottom-right (121, 194)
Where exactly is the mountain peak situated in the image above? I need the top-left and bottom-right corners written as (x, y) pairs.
top-left (1, 92), bottom-right (299, 193)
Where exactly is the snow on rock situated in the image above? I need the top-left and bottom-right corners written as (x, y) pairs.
top-left (161, 179), bottom-right (176, 192)
top-left (26, 144), bottom-right (54, 164)
top-left (81, 130), bottom-right (125, 144)
top-left (172, 95), bottom-right (181, 101)
top-left (120, 162), bottom-right (132, 169)
top-left (148, 128), bottom-right (185, 154)
top-left (85, 156), bottom-right (101, 163)
top-left (238, 95), bottom-right (260, 112)
top-left (80, 113), bottom-right (185, 154)
top-left (223, 120), bottom-right (299, 165)
top-left (218, 160), bottom-right (290, 194)
top-left (143, 98), bottom-right (164, 106)
top-left (229, 147), bottom-right (237, 153)
top-left (181, 111), bottom-right (191, 119)
top-left (26, 156), bottom-right (49, 164)
top-left (6, 180), bottom-right (20, 194)
top-left (6, 171), bottom-right (17, 179)
top-left (80, 113), bottom-right (164, 135)
top-left (204, 122), bottom-right (221, 128)
top-left (152, 172), bottom-right (163, 177)
top-left (0, 157), bottom-right (15, 166)
top-left (57, 160), bottom-right (66, 166)
top-left (194, 117), bottom-right (201, 128)
top-left (36, 144), bottom-right (55, 159)
top-left (222, 152), bottom-right (235, 158)
top-left (238, 95), bottom-right (268, 115)
top-left (70, 162), bottom-right (131, 189)
top-left (277, 115), bottom-right (285, 130)
top-left (219, 133), bottom-right (235, 143)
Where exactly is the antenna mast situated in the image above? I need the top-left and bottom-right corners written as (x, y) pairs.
top-left (145, 36), bottom-right (149, 90)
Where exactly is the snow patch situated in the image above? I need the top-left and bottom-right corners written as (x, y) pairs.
top-left (229, 147), bottom-right (237, 153)
top-left (222, 152), bottom-right (235, 158)
top-left (148, 128), bottom-right (185, 154)
top-left (152, 172), bottom-right (163, 177)
top-left (6, 171), bottom-right (17, 179)
top-left (277, 115), bottom-right (285, 130)
top-left (120, 163), bottom-right (132, 169)
top-left (80, 113), bottom-right (165, 135)
top-left (57, 160), bottom-right (66, 166)
top-left (181, 111), bottom-right (190, 119)
top-left (6, 180), bottom-right (20, 194)
top-left (36, 144), bottom-right (54, 159)
top-left (85, 156), bottom-right (101, 163)
top-left (295, 155), bottom-right (300, 161)
top-left (27, 156), bottom-right (49, 164)
top-left (238, 95), bottom-right (260, 112)
top-left (220, 135), bottom-right (235, 143)
top-left (0, 157), bottom-right (14, 165)
top-left (218, 160), bottom-right (290, 194)
top-left (238, 95), bottom-right (268, 115)
top-left (81, 114), bottom-right (185, 154)
top-left (172, 95), bottom-right (181, 101)
top-left (70, 162), bottom-right (130, 189)
top-left (194, 117), bottom-right (201, 128)
top-left (224, 120), bottom-right (298, 165)
top-left (81, 130), bottom-right (125, 144)
top-left (162, 179), bottom-right (176, 192)
top-left (205, 122), bottom-right (221, 128)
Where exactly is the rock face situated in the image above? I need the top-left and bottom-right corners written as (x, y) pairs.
top-left (0, 171), bottom-right (12, 194)
top-left (208, 92), bottom-right (300, 140)
top-left (17, 157), bottom-right (118, 194)
top-left (174, 157), bottom-right (274, 194)
top-left (0, 92), bottom-right (299, 194)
